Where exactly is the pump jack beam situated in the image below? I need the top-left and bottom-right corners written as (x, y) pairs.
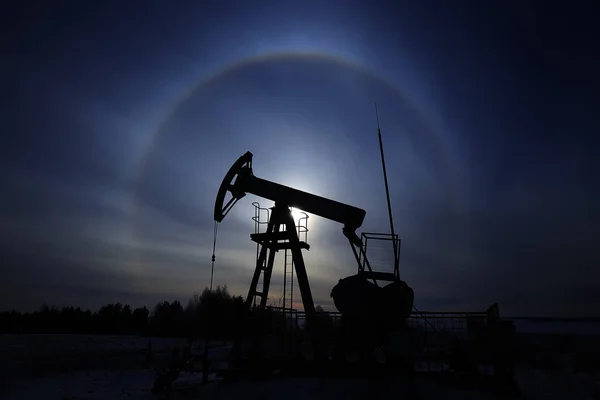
top-left (214, 151), bottom-right (365, 248)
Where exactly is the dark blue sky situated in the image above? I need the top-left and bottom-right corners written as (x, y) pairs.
top-left (2, 1), bottom-right (598, 316)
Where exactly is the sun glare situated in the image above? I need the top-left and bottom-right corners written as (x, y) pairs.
top-left (290, 207), bottom-right (307, 226)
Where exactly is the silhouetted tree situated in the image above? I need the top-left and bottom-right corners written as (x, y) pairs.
top-left (131, 306), bottom-right (150, 334)
top-left (195, 285), bottom-right (245, 340)
top-left (149, 301), bottom-right (185, 337)
top-left (0, 286), bottom-right (246, 338)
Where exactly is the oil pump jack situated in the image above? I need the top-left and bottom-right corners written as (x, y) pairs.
top-left (215, 151), bottom-right (364, 315)
top-left (214, 149), bottom-right (414, 365)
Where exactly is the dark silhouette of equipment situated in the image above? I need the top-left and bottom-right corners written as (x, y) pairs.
top-left (197, 106), bottom-right (513, 396)
top-left (214, 151), bottom-right (415, 363)
top-left (214, 151), bottom-right (366, 320)
top-left (211, 146), bottom-right (512, 395)
top-left (328, 104), bottom-right (415, 361)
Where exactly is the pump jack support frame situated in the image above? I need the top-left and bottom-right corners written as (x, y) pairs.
top-left (247, 202), bottom-right (316, 322)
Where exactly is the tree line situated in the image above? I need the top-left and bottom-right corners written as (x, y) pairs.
top-left (0, 285), bottom-right (247, 339)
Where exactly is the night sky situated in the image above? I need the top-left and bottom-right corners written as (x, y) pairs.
top-left (3, 1), bottom-right (599, 317)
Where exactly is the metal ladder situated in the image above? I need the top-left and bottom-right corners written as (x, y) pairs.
top-left (251, 202), bottom-right (270, 307)
top-left (283, 210), bottom-right (308, 314)
top-left (282, 248), bottom-right (294, 311)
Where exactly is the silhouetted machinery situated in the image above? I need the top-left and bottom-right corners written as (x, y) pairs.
top-left (214, 151), bottom-right (414, 365)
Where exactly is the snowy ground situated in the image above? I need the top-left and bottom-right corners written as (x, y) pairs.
top-left (2, 368), bottom-right (509, 400)
top-left (1, 334), bottom-right (599, 399)
top-left (5, 366), bottom-right (592, 400)
top-left (0, 334), bottom-right (192, 357)
top-left (0, 334), bottom-right (213, 399)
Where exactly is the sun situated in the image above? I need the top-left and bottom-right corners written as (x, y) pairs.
top-left (290, 207), bottom-right (306, 225)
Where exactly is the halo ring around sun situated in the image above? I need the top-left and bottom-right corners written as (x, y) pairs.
top-left (133, 50), bottom-right (461, 249)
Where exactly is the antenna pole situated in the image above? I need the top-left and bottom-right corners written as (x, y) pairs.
top-left (374, 103), bottom-right (400, 279)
